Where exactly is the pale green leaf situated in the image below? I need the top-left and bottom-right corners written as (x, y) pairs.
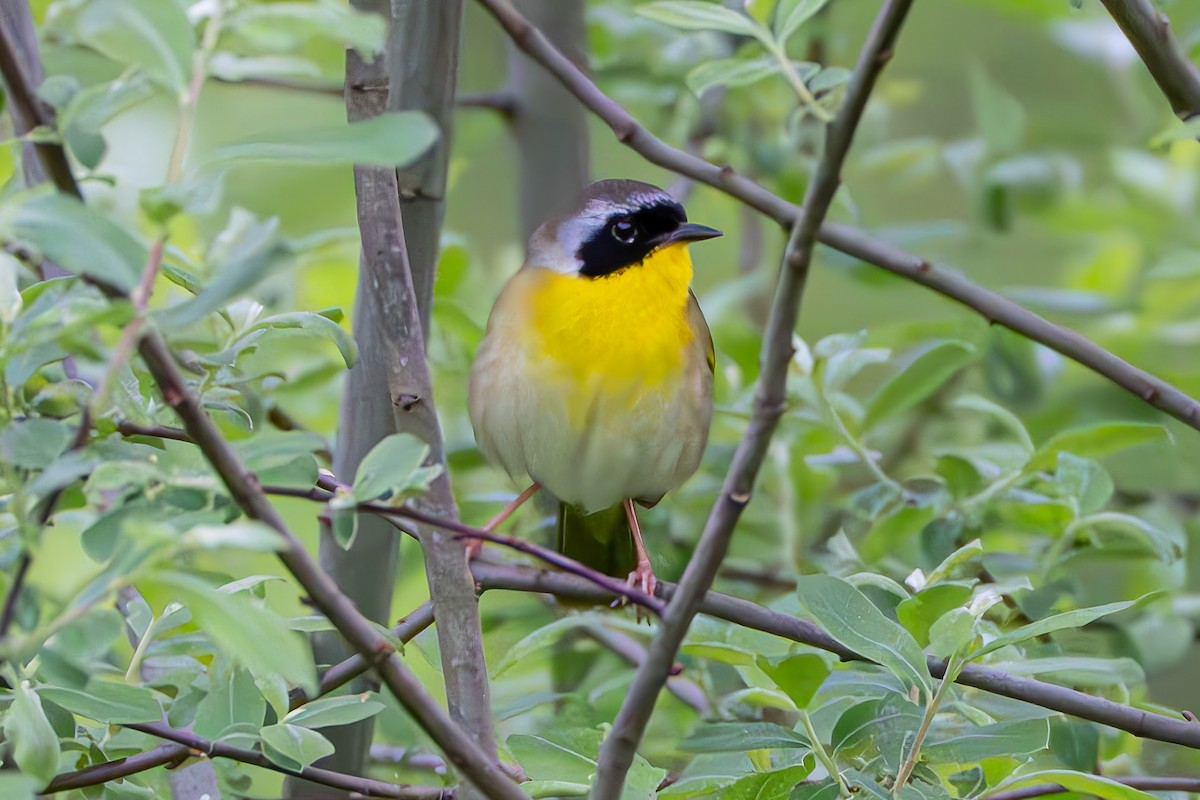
top-left (0, 193), bottom-right (146, 291)
top-left (923, 718), bottom-right (1050, 763)
top-left (207, 112), bottom-right (438, 168)
top-left (248, 311), bottom-right (358, 368)
top-left (76, 0), bottom-right (194, 91)
top-left (681, 721), bottom-right (809, 753)
top-left (260, 723), bottom-right (335, 770)
top-left (996, 771), bottom-right (1157, 800)
top-left (775, 0), bottom-right (832, 42)
top-left (796, 575), bottom-right (932, 696)
top-left (864, 341), bottom-right (976, 429)
top-left (1027, 422), bottom-right (1169, 471)
top-left (352, 433), bottom-right (435, 503)
top-left (3, 682), bottom-right (60, 786)
top-left (143, 571), bottom-right (317, 696)
top-left (976, 595), bottom-right (1158, 658)
top-left (636, 1), bottom-right (767, 40)
top-left (283, 693), bottom-right (385, 729)
top-left (39, 680), bottom-right (162, 724)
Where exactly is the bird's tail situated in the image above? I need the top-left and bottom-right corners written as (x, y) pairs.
top-left (556, 502), bottom-right (635, 579)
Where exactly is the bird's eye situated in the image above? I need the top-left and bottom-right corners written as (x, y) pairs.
top-left (610, 217), bottom-right (638, 244)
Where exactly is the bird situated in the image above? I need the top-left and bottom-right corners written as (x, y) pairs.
top-left (468, 179), bottom-right (720, 598)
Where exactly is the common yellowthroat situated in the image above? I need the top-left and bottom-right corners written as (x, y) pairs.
top-left (469, 179), bottom-right (720, 596)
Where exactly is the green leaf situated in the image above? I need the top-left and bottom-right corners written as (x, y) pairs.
top-left (260, 723), bottom-right (335, 770)
top-left (686, 56), bottom-right (798, 96)
top-left (206, 112), bottom-right (438, 168)
top-left (755, 653), bottom-right (829, 709)
top-left (990, 656), bottom-right (1144, 687)
top-left (1055, 453), bottom-right (1113, 515)
top-left (976, 595), bottom-right (1157, 658)
top-left (952, 393), bottom-right (1034, 452)
top-left (0, 774), bottom-right (39, 800)
top-left (1069, 513), bottom-right (1182, 561)
top-left (635, 1), bottom-right (767, 40)
top-left (0, 250), bottom-right (24, 324)
top-left (3, 682), bottom-right (60, 786)
top-left (995, 771), bottom-right (1157, 800)
top-left (924, 718), bottom-right (1050, 763)
top-left (508, 735), bottom-right (595, 785)
top-left (0, 193), bottom-right (146, 291)
top-left (248, 311), bottom-right (358, 368)
top-left (283, 693), bottom-right (385, 729)
top-left (864, 341), bottom-right (975, 429)
top-left (928, 608), bottom-right (977, 658)
top-left (1049, 719), bottom-right (1100, 772)
top-left (76, 0), bottom-right (194, 91)
top-left (39, 680), bottom-right (162, 724)
top-left (681, 641), bottom-right (756, 666)
top-left (352, 433), bottom-right (436, 503)
top-left (1027, 422), bottom-right (1169, 471)
top-left (183, 521), bottom-right (285, 552)
top-left (832, 694), bottom-right (922, 770)
top-left (62, 77), bottom-right (156, 170)
top-left (0, 418), bottom-right (72, 469)
top-left (774, 0), bottom-right (832, 43)
top-left (680, 721), bottom-right (809, 753)
top-left (897, 584), bottom-right (973, 646)
top-left (970, 64), bottom-right (1025, 154)
top-left (158, 210), bottom-right (291, 328)
top-left (723, 761), bottom-right (816, 800)
top-left (142, 571), bottom-right (317, 696)
top-left (796, 575), bottom-right (932, 697)
top-left (522, 782), bottom-right (591, 798)
top-left (229, 2), bottom-right (387, 57)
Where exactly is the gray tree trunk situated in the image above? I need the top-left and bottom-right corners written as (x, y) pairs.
top-left (509, 0), bottom-right (591, 238)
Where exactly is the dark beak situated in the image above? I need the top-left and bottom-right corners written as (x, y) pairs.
top-left (661, 222), bottom-right (723, 246)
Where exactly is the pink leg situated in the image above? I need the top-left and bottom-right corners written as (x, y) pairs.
top-left (466, 483), bottom-right (540, 559)
top-left (623, 498), bottom-right (657, 599)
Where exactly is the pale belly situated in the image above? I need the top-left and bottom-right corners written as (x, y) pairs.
top-left (469, 336), bottom-right (710, 512)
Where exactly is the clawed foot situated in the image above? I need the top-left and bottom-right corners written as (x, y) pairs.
top-left (617, 561), bottom-right (657, 622)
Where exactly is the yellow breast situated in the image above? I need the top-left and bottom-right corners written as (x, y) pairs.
top-left (526, 243), bottom-right (696, 390)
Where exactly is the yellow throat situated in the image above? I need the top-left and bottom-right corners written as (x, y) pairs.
top-left (528, 242), bottom-right (695, 388)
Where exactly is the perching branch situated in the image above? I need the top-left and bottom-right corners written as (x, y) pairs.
top-left (125, 722), bottom-right (450, 799)
top-left (590, 3), bottom-right (914, 795)
top-left (1099, 0), bottom-right (1200, 121)
top-left (474, 0), bottom-right (1200, 435)
top-left (470, 562), bottom-right (1200, 751)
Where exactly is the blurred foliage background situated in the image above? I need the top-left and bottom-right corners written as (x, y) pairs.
top-left (3, 0), bottom-right (1200, 797)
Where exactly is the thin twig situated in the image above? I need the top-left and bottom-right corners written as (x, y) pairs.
top-left (115, 421), bottom-right (193, 442)
top-left (1099, 0), bottom-right (1200, 121)
top-left (584, 626), bottom-right (710, 715)
top-left (126, 722), bottom-right (451, 799)
top-left (0, 554), bottom-right (33, 639)
top-left (985, 777), bottom-right (1200, 800)
top-left (290, 600), bottom-right (436, 709)
top-left (589, 2), bottom-right (914, 794)
top-left (42, 744), bottom-right (191, 794)
top-left (458, 91), bottom-right (519, 118)
top-left (473, 0), bottom-right (1200, 435)
top-left (470, 562), bottom-right (1200, 751)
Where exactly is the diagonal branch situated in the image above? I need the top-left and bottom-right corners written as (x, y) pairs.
top-left (474, 0), bottom-right (1200, 435)
top-left (125, 722), bottom-right (450, 799)
top-left (589, 2), bottom-right (915, 795)
top-left (1099, 0), bottom-right (1200, 121)
top-left (470, 562), bottom-right (1200, 751)
top-left (984, 777), bottom-right (1200, 800)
